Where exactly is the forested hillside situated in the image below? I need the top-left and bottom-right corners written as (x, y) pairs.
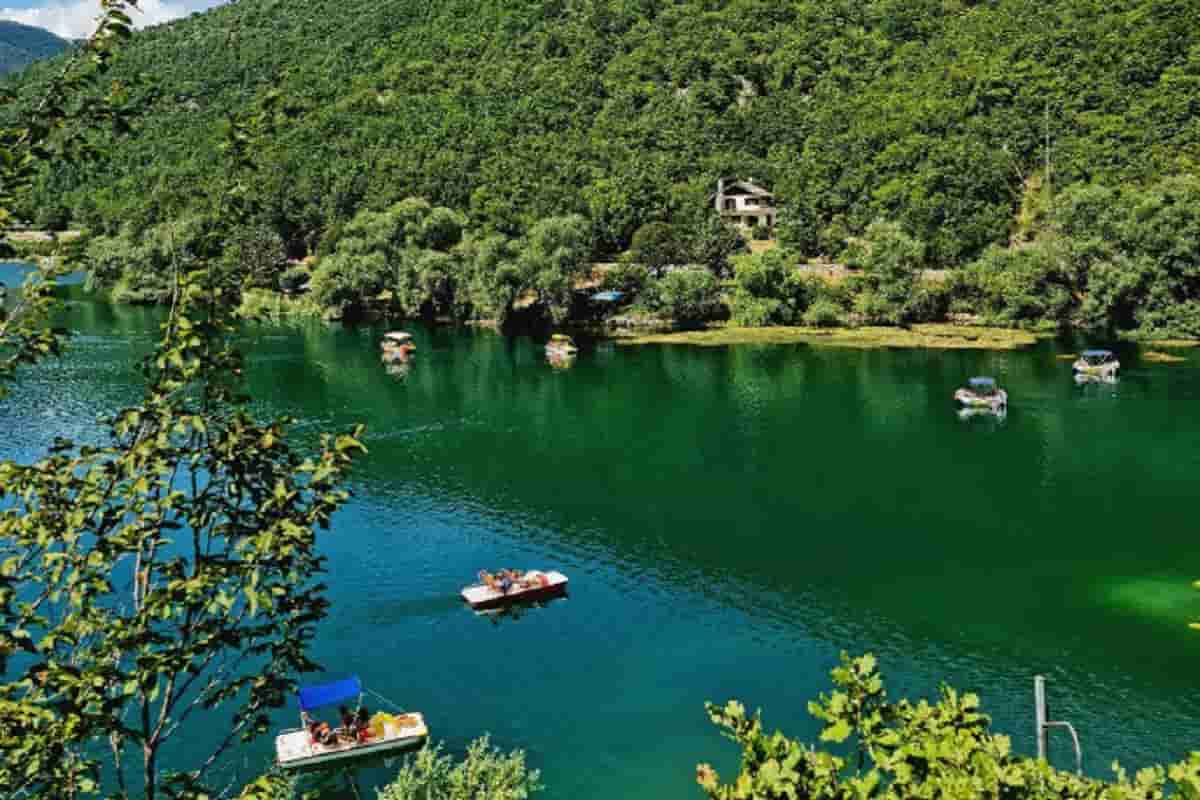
top-left (8, 0), bottom-right (1200, 334)
top-left (0, 21), bottom-right (69, 75)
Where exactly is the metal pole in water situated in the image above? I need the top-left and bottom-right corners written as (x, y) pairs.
top-left (1034, 675), bottom-right (1048, 760)
top-left (1034, 675), bottom-right (1083, 775)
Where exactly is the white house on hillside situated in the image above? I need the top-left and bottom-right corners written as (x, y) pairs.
top-left (714, 178), bottom-right (776, 232)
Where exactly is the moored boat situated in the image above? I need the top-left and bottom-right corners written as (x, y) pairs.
top-left (954, 376), bottom-right (1007, 412)
top-left (462, 569), bottom-right (569, 610)
top-left (1073, 349), bottom-right (1119, 379)
top-left (381, 331), bottom-right (416, 361)
top-left (275, 676), bottom-right (427, 771)
top-left (545, 334), bottom-right (578, 356)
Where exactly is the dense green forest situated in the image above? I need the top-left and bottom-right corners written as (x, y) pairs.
top-left (7, 0), bottom-right (1200, 334)
top-left (0, 21), bottom-right (68, 75)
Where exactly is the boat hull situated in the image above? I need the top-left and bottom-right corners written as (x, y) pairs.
top-left (954, 388), bottom-right (1007, 411)
top-left (462, 571), bottom-right (569, 610)
top-left (1072, 360), bottom-right (1119, 378)
top-left (276, 713), bottom-right (428, 771)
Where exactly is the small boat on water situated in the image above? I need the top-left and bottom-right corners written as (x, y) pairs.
top-left (381, 331), bottom-right (416, 362)
top-left (1073, 349), bottom-right (1119, 379)
top-left (545, 334), bottom-right (578, 357)
top-left (275, 676), bottom-right (427, 771)
top-left (954, 376), bottom-right (1007, 412)
top-left (462, 569), bottom-right (569, 610)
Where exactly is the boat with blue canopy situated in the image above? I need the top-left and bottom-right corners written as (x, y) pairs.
top-left (1073, 348), bottom-right (1119, 379)
top-left (275, 676), bottom-right (427, 770)
top-left (954, 376), bottom-right (1008, 412)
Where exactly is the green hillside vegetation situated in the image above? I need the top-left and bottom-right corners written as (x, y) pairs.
top-left (0, 21), bottom-right (69, 75)
top-left (8, 0), bottom-right (1200, 336)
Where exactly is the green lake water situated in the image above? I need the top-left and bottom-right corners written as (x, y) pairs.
top-left (3, 261), bottom-right (1200, 797)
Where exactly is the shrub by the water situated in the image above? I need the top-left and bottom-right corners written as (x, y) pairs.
top-left (377, 737), bottom-right (542, 800)
top-left (844, 220), bottom-right (924, 325)
top-left (602, 261), bottom-right (650, 296)
top-left (802, 297), bottom-right (844, 327)
top-left (959, 239), bottom-right (1074, 326)
top-left (728, 249), bottom-right (824, 327)
top-left (279, 264), bottom-right (311, 292)
top-left (698, 654), bottom-right (1200, 800)
top-left (645, 269), bottom-right (725, 327)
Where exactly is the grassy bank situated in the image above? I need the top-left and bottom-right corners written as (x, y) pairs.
top-left (616, 324), bottom-right (1040, 351)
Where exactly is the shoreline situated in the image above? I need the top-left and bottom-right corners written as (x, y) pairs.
top-left (611, 323), bottom-right (1043, 351)
top-left (5, 265), bottom-right (1198, 353)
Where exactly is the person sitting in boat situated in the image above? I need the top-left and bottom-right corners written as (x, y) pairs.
top-left (356, 706), bottom-right (373, 741)
top-left (497, 571), bottom-right (514, 594)
top-left (308, 719), bottom-right (337, 747)
top-left (339, 705), bottom-right (356, 738)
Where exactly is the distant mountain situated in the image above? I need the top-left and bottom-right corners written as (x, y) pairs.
top-left (0, 20), bottom-right (69, 75)
top-left (7, 0), bottom-right (1200, 266)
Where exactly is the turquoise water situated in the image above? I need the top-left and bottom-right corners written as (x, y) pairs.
top-left (3, 261), bottom-right (1200, 797)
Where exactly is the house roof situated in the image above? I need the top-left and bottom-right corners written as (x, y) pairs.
top-left (721, 179), bottom-right (772, 197)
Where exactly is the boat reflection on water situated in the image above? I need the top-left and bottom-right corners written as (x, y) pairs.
top-left (471, 593), bottom-right (569, 625)
top-left (547, 351), bottom-right (576, 370)
top-left (385, 360), bottom-right (411, 380)
top-left (1073, 372), bottom-right (1119, 387)
top-left (956, 406), bottom-right (1007, 423)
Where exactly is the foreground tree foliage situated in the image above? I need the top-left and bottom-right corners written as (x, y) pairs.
top-left (0, 272), bottom-right (365, 798)
top-left (0, 0), bottom-right (136, 397)
top-left (0, 9), bottom-right (368, 797)
top-left (377, 737), bottom-right (542, 800)
top-left (697, 654), bottom-right (1200, 800)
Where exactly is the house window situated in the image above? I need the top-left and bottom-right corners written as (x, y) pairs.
top-left (724, 199), bottom-right (735, 211)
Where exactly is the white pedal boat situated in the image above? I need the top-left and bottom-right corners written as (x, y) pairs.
top-left (381, 331), bottom-right (413, 347)
top-left (276, 714), bottom-right (427, 770)
top-left (545, 334), bottom-right (578, 356)
top-left (954, 376), bottom-right (1007, 412)
top-left (1073, 348), bottom-right (1119, 379)
top-left (462, 570), bottom-right (569, 610)
top-left (276, 676), bottom-right (427, 771)
top-left (381, 331), bottom-right (416, 361)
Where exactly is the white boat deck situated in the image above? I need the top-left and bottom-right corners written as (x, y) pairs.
top-left (461, 570), bottom-right (568, 608)
top-left (382, 331), bottom-right (413, 345)
top-left (276, 713), bottom-right (427, 769)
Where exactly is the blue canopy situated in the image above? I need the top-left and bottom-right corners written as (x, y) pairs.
top-left (968, 377), bottom-right (997, 389)
top-left (298, 676), bottom-right (362, 712)
top-left (1081, 349), bottom-right (1113, 358)
top-left (591, 290), bottom-right (625, 303)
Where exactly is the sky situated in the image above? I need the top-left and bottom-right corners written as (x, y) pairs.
top-left (1, 0), bottom-right (224, 39)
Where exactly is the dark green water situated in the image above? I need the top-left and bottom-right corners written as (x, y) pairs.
top-left (3, 262), bottom-right (1200, 797)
